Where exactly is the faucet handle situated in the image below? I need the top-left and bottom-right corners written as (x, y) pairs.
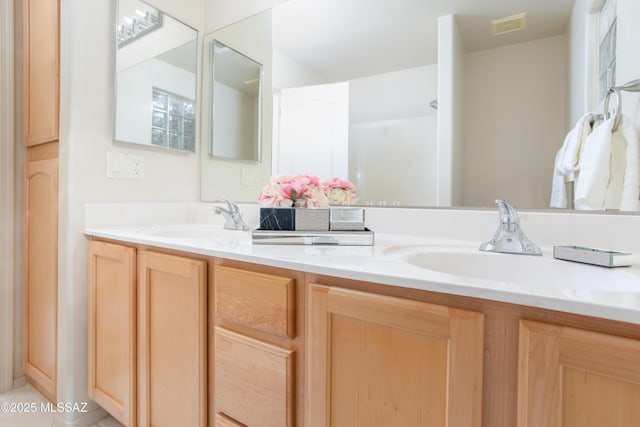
top-left (480, 199), bottom-right (542, 255)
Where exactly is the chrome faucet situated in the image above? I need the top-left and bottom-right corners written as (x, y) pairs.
top-left (479, 200), bottom-right (542, 255)
top-left (213, 199), bottom-right (248, 231)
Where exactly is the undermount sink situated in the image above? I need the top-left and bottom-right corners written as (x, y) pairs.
top-left (136, 224), bottom-right (246, 240)
top-left (391, 246), bottom-right (639, 291)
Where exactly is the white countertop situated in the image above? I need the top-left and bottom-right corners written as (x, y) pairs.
top-left (85, 222), bottom-right (640, 325)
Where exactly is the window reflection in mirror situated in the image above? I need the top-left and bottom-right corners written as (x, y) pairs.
top-left (209, 40), bottom-right (262, 162)
top-left (114, 0), bottom-right (198, 153)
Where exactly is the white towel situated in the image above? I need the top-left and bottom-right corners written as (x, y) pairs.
top-left (619, 116), bottom-right (640, 211)
top-left (550, 113), bottom-right (594, 208)
top-left (574, 114), bottom-right (640, 211)
top-left (559, 113), bottom-right (594, 175)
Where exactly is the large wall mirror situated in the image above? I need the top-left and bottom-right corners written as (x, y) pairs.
top-left (114, 0), bottom-right (198, 153)
top-left (201, 0), bottom-right (640, 212)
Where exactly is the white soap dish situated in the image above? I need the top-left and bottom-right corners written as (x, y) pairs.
top-left (553, 246), bottom-right (632, 268)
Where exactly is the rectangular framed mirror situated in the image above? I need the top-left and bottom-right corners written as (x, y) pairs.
top-left (114, 0), bottom-right (198, 153)
top-left (209, 40), bottom-right (263, 162)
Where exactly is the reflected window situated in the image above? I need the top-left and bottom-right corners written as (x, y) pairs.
top-left (151, 87), bottom-right (196, 152)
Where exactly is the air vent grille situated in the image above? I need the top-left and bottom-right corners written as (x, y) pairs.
top-left (491, 12), bottom-right (527, 36)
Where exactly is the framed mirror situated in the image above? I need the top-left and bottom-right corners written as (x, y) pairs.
top-left (114, 0), bottom-right (198, 153)
top-left (209, 40), bottom-right (263, 162)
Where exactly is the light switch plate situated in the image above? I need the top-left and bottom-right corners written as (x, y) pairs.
top-left (106, 151), bottom-right (144, 180)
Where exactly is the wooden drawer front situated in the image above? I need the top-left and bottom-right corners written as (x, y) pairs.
top-left (215, 413), bottom-right (247, 427)
top-left (214, 327), bottom-right (294, 427)
top-left (214, 265), bottom-right (295, 338)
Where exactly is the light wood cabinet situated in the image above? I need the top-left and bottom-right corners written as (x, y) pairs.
top-left (87, 240), bottom-right (640, 427)
top-left (137, 250), bottom-right (207, 427)
top-left (23, 157), bottom-right (58, 402)
top-left (22, 0), bottom-right (60, 146)
top-left (88, 241), bottom-right (136, 426)
top-left (307, 284), bottom-right (484, 427)
top-left (211, 263), bottom-right (301, 427)
top-left (21, 0), bottom-right (60, 404)
top-left (517, 320), bottom-right (640, 427)
top-left (87, 244), bottom-right (207, 427)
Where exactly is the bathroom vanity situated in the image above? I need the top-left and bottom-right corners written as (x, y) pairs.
top-left (84, 206), bottom-right (640, 427)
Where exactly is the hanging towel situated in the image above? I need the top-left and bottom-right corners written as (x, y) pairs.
top-left (550, 113), bottom-right (594, 208)
top-left (619, 116), bottom-right (640, 211)
top-left (559, 113), bottom-right (595, 175)
top-left (574, 114), bottom-right (640, 210)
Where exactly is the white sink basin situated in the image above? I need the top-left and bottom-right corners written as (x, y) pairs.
top-left (392, 246), bottom-right (639, 291)
top-left (136, 224), bottom-right (245, 240)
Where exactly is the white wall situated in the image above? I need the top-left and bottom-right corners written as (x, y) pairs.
top-left (437, 15), bottom-right (465, 206)
top-left (55, 0), bottom-right (204, 423)
top-left (273, 49), bottom-right (327, 89)
top-left (204, 0), bottom-right (284, 33)
top-left (463, 35), bottom-right (567, 209)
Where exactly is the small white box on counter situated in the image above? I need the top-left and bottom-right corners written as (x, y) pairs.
top-left (553, 246), bottom-right (632, 268)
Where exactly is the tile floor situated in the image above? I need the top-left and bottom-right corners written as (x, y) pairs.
top-left (0, 386), bottom-right (121, 427)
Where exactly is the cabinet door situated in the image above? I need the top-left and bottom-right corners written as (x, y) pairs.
top-left (138, 250), bottom-right (207, 427)
top-left (22, 0), bottom-right (59, 146)
top-left (23, 158), bottom-right (58, 402)
top-left (518, 320), bottom-right (640, 427)
top-left (307, 284), bottom-right (484, 427)
top-left (88, 241), bottom-right (136, 426)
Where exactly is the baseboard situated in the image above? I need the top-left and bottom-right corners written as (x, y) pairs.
top-left (12, 375), bottom-right (26, 389)
top-left (52, 405), bottom-right (109, 427)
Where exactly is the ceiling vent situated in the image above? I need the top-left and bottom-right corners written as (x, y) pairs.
top-left (491, 12), bottom-right (527, 36)
top-left (243, 78), bottom-right (260, 88)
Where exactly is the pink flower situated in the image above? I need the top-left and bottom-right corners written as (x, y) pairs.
top-left (321, 177), bottom-right (358, 205)
top-left (258, 175), bottom-right (357, 208)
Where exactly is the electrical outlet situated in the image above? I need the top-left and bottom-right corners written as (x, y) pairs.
top-left (130, 155), bottom-right (144, 179)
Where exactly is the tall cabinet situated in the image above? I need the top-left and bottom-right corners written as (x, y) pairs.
top-left (21, 0), bottom-right (60, 402)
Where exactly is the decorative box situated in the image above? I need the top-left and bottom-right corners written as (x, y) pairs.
top-left (259, 208), bottom-right (295, 231)
top-left (295, 208), bottom-right (329, 231)
top-left (329, 208), bottom-right (365, 231)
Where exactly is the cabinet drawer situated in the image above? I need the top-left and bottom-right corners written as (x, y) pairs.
top-left (214, 327), bottom-right (294, 427)
top-left (214, 265), bottom-right (295, 338)
top-left (214, 413), bottom-right (247, 427)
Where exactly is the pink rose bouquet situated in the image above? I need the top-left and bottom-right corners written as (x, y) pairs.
top-left (259, 175), bottom-right (358, 208)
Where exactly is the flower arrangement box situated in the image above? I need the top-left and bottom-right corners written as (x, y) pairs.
top-left (259, 208), bottom-right (296, 231)
top-left (258, 175), bottom-right (359, 232)
top-left (259, 207), bottom-right (329, 231)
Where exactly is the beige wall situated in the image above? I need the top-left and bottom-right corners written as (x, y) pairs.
top-left (463, 35), bottom-right (567, 209)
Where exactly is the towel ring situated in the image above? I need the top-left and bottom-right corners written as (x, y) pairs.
top-left (603, 88), bottom-right (622, 132)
